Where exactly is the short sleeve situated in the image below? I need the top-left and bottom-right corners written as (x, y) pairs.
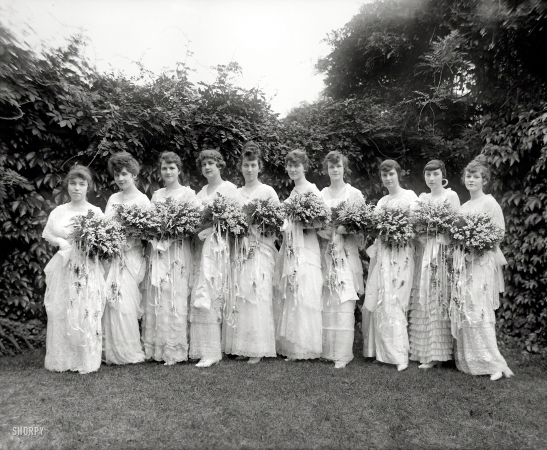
top-left (347, 185), bottom-right (365, 203)
top-left (487, 196), bottom-right (505, 231)
top-left (447, 190), bottom-right (461, 211)
top-left (135, 193), bottom-right (151, 207)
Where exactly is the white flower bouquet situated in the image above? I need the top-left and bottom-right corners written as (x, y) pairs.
top-left (449, 212), bottom-right (504, 257)
top-left (374, 205), bottom-right (414, 248)
top-left (70, 210), bottom-right (124, 261)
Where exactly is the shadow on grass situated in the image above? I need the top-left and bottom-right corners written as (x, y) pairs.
top-left (1, 348), bottom-right (546, 449)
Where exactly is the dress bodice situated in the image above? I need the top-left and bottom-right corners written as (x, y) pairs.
top-left (320, 184), bottom-right (364, 208)
top-left (238, 183), bottom-right (279, 203)
top-left (376, 189), bottom-right (418, 212)
top-left (152, 186), bottom-right (196, 203)
top-left (196, 180), bottom-right (240, 205)
top-left (460, 194), bottom-right (505, 230)
top-left (288, 182), bottom-right (321, 200)
top-left (42, 203), bottom-right (103, 244)
top-left (418, 188), bottom-right (460, 210)
top-left (105, 191), bottom-right (150, 218)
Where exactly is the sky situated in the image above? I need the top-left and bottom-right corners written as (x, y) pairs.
top-left (2, 0), bottom-right (365, 117)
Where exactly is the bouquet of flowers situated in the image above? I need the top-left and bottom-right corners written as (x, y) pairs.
top-left (150, 197), bottom-right (202, 241)
top-left (243, 197), bottom-right (285, 237)
top-left (374, 205), bottom-right (415, 248)
top-left (202, 193), bottom-right (248, 238)
top-left (113, 203), bottom-right (157, 240)
top-left (413, 199), bottom-right (457, 236)
top-left (449, 212), bottom-right (504, 257)
top-left (70, 210), bottom-right (124, 261)
top-left (330, 199), bottom-right (376, 234)
top-left (283, 192), bottom-right (330, 227)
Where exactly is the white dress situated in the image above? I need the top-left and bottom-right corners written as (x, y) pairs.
top-left (223, 184), bottom-right (278, 358)
top-left (189, 180), bottom-right (240, 360)
top-left (42, 203), bottom-right (105, 374)
top-left (276, 182), bottom-right (324, 359)
top-left (142, 186), bottom-right (196, 364)
top-left (103, 191), bottom-right (150, 365)
top-left (319, 184), bottom-right (365, 364)
top-left (409, 189), bottom-right (460, 363)
top-left (362, 189), bottom-right (418, 366)
top-left (451, 194), bottom-right (511, 375)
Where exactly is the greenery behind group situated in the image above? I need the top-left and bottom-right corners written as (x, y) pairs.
top-left (1, 0), bottom-right (546, 353)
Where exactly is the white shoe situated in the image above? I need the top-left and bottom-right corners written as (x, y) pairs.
top-left (490, 371), bottom-right (503, 381)
top-left (334, 361), bottom-right (347, 369)
top-left (285, 357), bottom-right (295, 362)
top-left (196, 358), bottom-right (220, 368)
top-left (397, 364), bottom-right (408, 372)
top-left (503, 368), bottom-right (514, 378)
top-left (164, 361), bottom-right (176, 366)
top-left (248, 357), bottom-right (261, 365)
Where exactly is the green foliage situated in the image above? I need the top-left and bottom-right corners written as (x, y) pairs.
top-left (482, 105), bottom-right (547, 350)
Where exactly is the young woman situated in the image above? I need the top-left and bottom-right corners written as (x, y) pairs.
top-left (409, 160), bottom-right (460, 369)
top-left (451, 159), bottom-right (514, 381)
top-left (42, 165), bottom-right (104, 374)
top-left (362, 160), bottom-right (418, 371)
top-left (223, 142), bottom-right (278, 364)
top-left (276, 149), bottom-right (324, 360)
top-left (142, 151), bottom-right (196, 365)
top-left (103, 152), bottom-right (149, 365)
top-left (190, 149), bottom-right (240, 368)
top-left (318, 151), bottom-right (365, 368)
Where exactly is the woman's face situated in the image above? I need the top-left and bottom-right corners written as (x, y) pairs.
top-left (464, 170), bottom-right (485, 193)
top-left (286, 161), bottom-right (305, 181)
top-left (381, 168), bottom-right (400, 190)
top-left (161, 161), bottom-right (180, 185)
top-left (327, 160), bottom-right (344, 183)
top-left (424, 168), bottom-right (443, 190)
top-left (114, 168), bottom-right (135, 191)
top-left (241, 157), bottom-right (260, 184)
top-left (67, 177), bottom-right (88, 202)
top-left (201, 158), bottom-right (220, 180)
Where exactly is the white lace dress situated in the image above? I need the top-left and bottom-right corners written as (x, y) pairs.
top-left (189, 180), bottom-right (240, 360)
top-left (103, 192), bottom-right (150, 365)
top-left (222, 184), bottom-right (278, 358)
top-left (42, 203), bottom-right (105, 374)
top-left (450, 194), bottom-right (511, 375)
top-left (362, 189), bottom-right (418, 365)
top-left (319, 184), bottom-right (365, 364)
top-left (142, 186), bottom-right (196, 364)
top-left (276, 183), bottom-right (324, 360)
top-left (409, 189), bottom-right (460, 363)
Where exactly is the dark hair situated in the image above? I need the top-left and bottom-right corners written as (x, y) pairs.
top-left (240, 141), bottom-right (263, 170)
top-left (285, 149), bottom-right (309, 171)
top-left (423, 159), bottom-right (446, 178)
top-left (108, 151), bottom-right (140, 176)
top-left (322, 151), bottom-right (351, 176)
top-left (462, 158), bottom-right (491, 186)
top-left (379, 159), bottom-right (402, 176)
top-left (196, 149), bottom-right (226, 171)
top-left (64, 165), bottom-right (94, 190)
top-left (159, 151), bottom-right (182, 172)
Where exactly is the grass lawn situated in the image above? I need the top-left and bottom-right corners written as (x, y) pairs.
top-left (1, 347), bottom-right (546, 449)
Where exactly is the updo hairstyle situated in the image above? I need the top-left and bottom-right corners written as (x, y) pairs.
top-left (64, 164), bottom-right (94, 190)
top-left (322, 150), bottom-right (351, 176)
top-left (285, 149), bottom-right (310, 172)
top-left (240, 141), bottom-right (263, 170)
top-left (108, 151), bottom-right (140, 176)
top-left (159, 151), bottom-right (182, 172)
top-left (196, 149), bottom-right (226, 171)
